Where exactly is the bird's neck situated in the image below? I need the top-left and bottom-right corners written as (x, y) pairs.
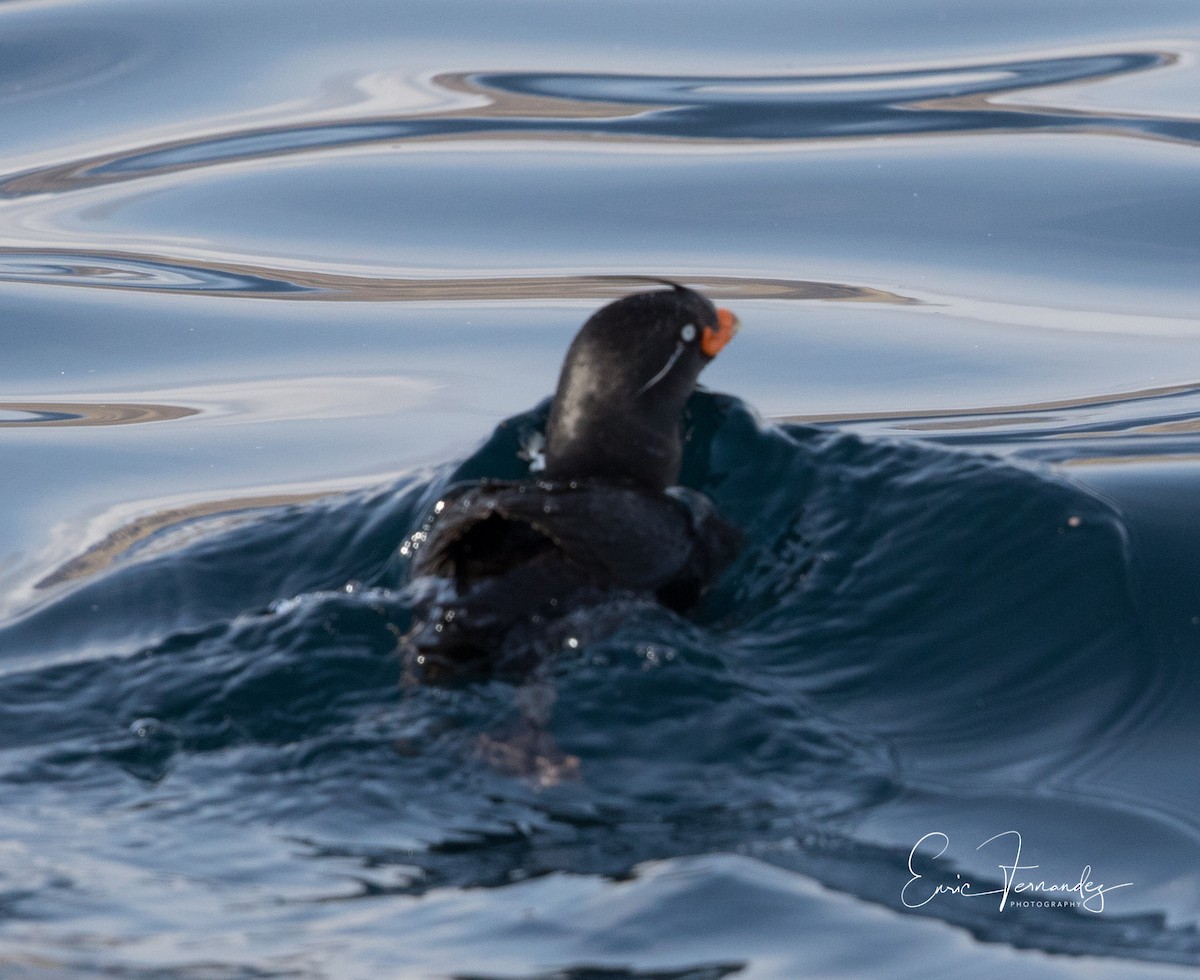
top-left (544, 393), bottom-right (681, 491)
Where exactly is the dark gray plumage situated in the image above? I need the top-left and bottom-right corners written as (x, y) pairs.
top-left (403, 285), bottom-right (741, 679)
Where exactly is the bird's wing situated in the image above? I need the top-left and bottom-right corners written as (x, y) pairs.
top-left (414, 480), bottom-right (697, 593)
top-left (490, 481), bottom-right (697, 591)
top-left (413, 482), bottom-right (557, 588)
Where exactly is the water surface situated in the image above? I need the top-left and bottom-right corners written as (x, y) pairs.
top-left (2, 0), bottom-right (1200, 976)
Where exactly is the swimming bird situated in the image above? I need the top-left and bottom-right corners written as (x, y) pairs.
top-left (403, 284), bottom-right (741, 679)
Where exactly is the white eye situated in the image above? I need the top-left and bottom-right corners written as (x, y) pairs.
top-left (680, 323), bottom-right (697, 342)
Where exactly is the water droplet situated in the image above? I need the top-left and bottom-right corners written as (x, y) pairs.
top-left (130, 718), bottom-right (161, 739)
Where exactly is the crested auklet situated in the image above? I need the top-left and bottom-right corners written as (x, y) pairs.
top-left (403, 283), bottom-right (741, 679)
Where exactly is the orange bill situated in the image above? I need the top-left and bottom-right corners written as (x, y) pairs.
top-left (702, 307), bottom-right (740, 357)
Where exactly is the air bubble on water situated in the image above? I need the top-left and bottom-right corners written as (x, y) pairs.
top-left (130, 718), bottom-right (161, 739)
top-left (636, 644), bottom-right (677, 669)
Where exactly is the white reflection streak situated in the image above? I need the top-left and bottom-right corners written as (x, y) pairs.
top-left (6, 375), bottom-right (441, 427)
top-left (699, 71), bottom-right (1016, 96)
top-left (914, 291), bottom-right (1200, 339)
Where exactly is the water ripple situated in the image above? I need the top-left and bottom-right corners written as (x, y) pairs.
top-left (0, 250), bottom-right (313, 293)
top-left (0, 28), bottom-right (142, 105)
top-left (0, 256), bottom-right (916, 302)
top-left (787, 382), bottom-right (1200, 460)
top-left (0, 49), bottom-right (1188, 198)
top-left (2, 392), bottom-right (1191, 969)
top-left (0, 400), bottom-right (197, 428)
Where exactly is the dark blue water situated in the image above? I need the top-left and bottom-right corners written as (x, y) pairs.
top-left (3, 0), bottom-right (1200, 976)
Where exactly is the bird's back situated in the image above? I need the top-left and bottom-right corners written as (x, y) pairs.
top-left (404, 478), bottom-right (740, 677)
